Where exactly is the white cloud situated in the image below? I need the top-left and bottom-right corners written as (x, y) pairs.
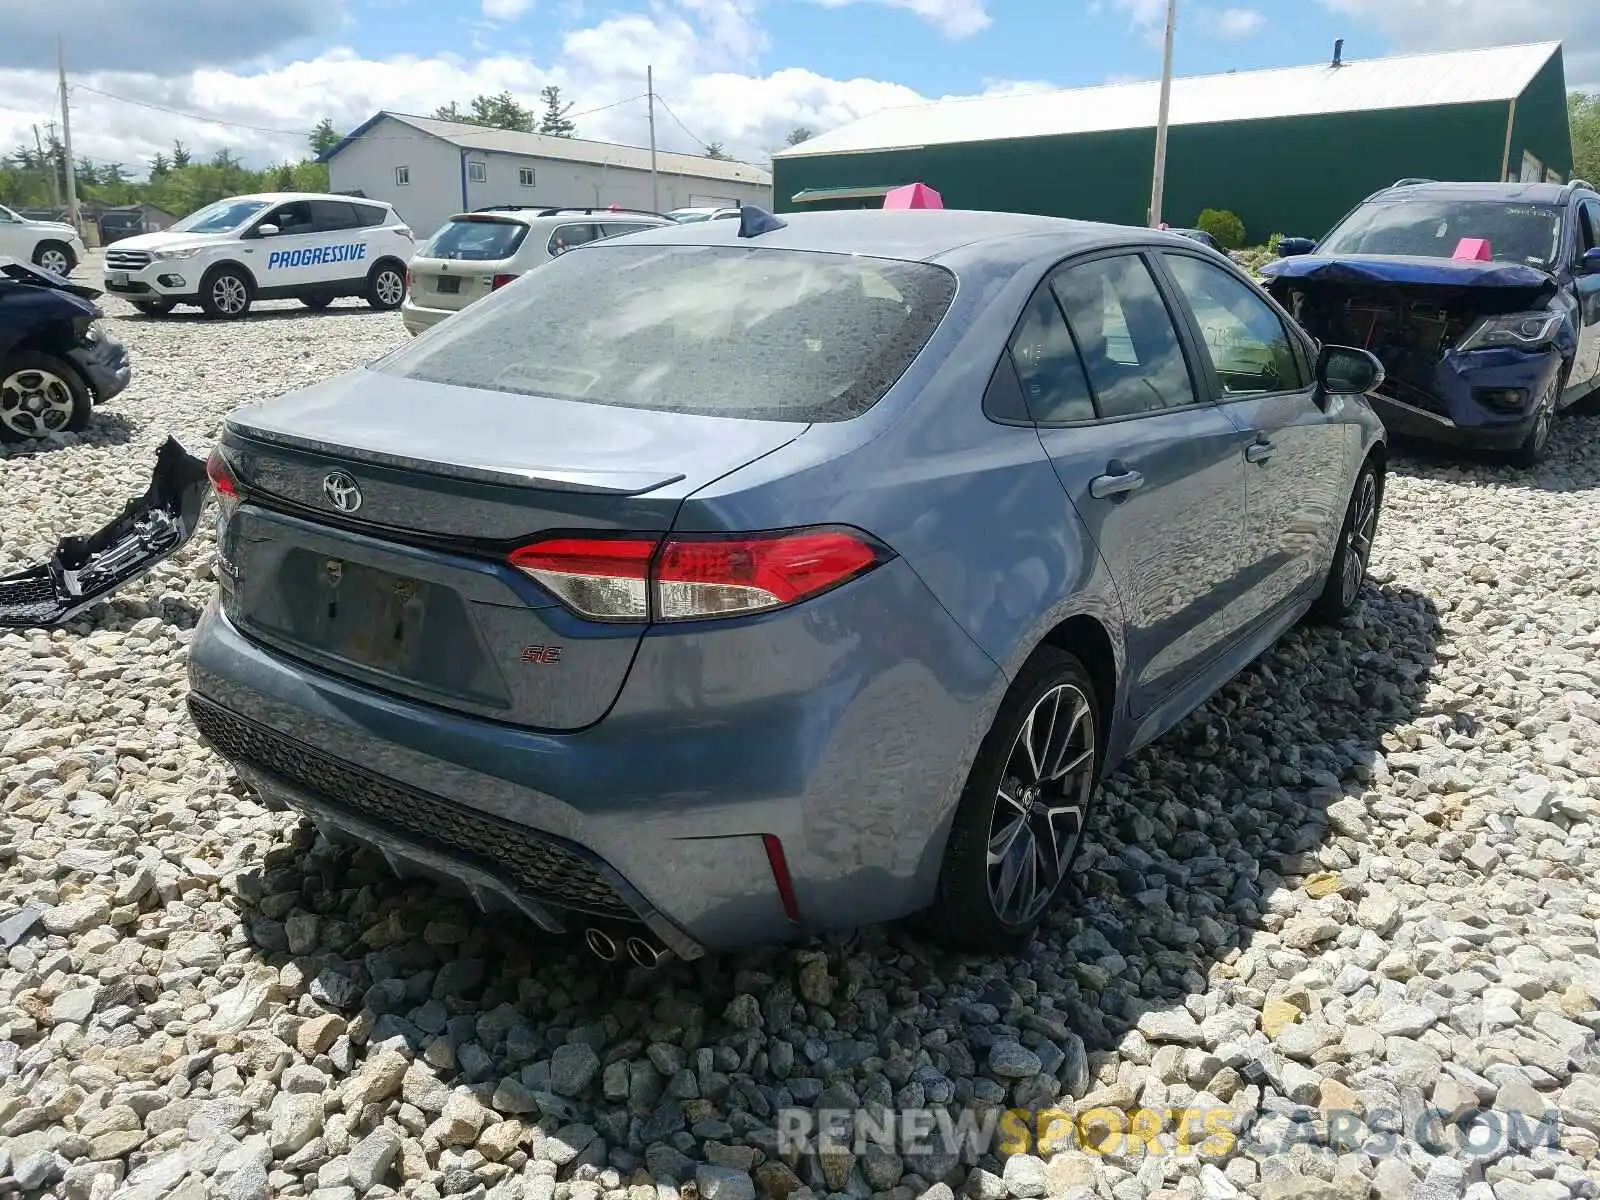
top-left (482, 0), bottom-right (537, 18)
top-left (1316, 0), bottom-right (1600, 89)
top-left (1197, 7), bottom-right (1265, 39)
top-left (807, 0), bottom-right (991, 40)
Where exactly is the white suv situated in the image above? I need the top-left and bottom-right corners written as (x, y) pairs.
top-left (102, 192), bottom-right (415, 319)
top-left (402, 206), bottom-right (671, 335)
top-left (0, 205), bottom-right (87, 277)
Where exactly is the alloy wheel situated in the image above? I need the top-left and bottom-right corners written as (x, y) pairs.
top-left (37, 248), bottom-right (70, 276)
top-left (1340, 472), bottom-right (1378, 608)
top-left (0, 367), bottom-right (75, 438)
top-left (375, 270), bottom-right (405, 306)
top-left (212, 276), bottom-right (249, 315)
top-left (986, 682), bottom-right (1096, 926)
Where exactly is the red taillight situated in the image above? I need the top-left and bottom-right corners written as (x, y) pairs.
top-left (508, 528), bottom-right (886, 622)
top-left (405, 267), bottom-right (413, 292)
top-left (492, 273), bottom-right (520, 290)
top-left (206, 448), bottom-right (238, 499)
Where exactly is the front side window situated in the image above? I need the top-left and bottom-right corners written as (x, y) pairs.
top-left (0, 206), bottom-right (19, 223)
top-left (1318, 199), bottom-right (1564, 270)
top-left (1007, 287), bottom-right (1095, 423)
top-left (264, 201), bottom-right (315, 234)
top-left (468, 160), bottom-right (487, 183)
top-left (1577, 200), bottom-right (1599, 258)
top-left (1162, 253), bottom-right (1306, 395)
top-left (371, 244), bottom-right (957, 423)
top-left (1051, 254), bottom-right (1197, 418)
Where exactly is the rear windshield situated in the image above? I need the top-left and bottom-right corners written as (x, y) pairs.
top-left (372, 244), bottom-right (958, 422)
top-left (423, 218), bottom-right (529, 261)
top-left (1318, 200), bottom-right (1564, 270)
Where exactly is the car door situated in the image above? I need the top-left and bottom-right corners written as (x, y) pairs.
top-left (1153, 249), bottom-right (1349, 626)
top-left (1571, 198), bottom-right (1600, 394)
top-left (0, 206), bottom-right (27, 259)
top-left (308, 200), bottom-right (373, 285)
top-left (247, 200), bottom-right (330, 290)
top-left (1018, 250), bottom-right (1254, 719)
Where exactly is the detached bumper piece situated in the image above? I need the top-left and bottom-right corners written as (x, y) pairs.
top-left (185, 693), bottom-right (705, 961)
top-left (0, 436), bottom-right (209, 629)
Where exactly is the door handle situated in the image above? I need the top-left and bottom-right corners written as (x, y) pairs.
top-left (1245, 440), bottom-right (1274, 464)
top-left (1089, 467), bottom-right (1145, 499)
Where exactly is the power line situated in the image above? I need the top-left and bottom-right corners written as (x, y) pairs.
top-left (650, 92), bottom-right (711, 152)
top-left (70, 83), bottom-right (311, 136)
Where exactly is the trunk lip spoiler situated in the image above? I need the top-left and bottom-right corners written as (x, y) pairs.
top-left (222, 422), bottom-right (687, 496)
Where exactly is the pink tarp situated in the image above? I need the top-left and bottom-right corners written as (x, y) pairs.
top-left (1453, 237), bottom-right (1492, 261)
top-left (883, 182), bottom-right (943, 210)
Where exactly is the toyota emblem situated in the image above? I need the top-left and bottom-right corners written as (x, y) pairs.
top-left (322, 471), bottom-right (363, 513)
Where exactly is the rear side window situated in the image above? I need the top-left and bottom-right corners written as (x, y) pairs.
top-left (599, 223), bottom-right (656, 239)
top-left (373, 244), bottom-right (958, 423)
top-left (424, 219), bottom-right (528, 261)
top-left (312, 201), bottom-right (362, 231)
top-left (1007, 288), bottom-right (1095, 423)
top-left (1051, 254), bottom-right (1197, 417)
top-left (354, 204), bottom-right (390, 227)
top-left (548, 223), bottom-right (599, 255)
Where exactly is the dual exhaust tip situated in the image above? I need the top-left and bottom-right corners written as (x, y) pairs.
top-left (584, 927), bottom-right (667, 969)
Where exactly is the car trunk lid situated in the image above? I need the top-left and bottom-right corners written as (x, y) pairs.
top-left (409, 257), bottom-right (505, 312)
top-left (217, 370), bottom-right (806, 729)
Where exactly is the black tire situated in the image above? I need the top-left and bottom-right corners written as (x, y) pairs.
top-left (133, 299), bottom-right (176, 316)
top-left (32, 240), bottom-right (76, 277)
top-left (1309, 457), bottom-right (1381, 624)
top-left (300, 296), bottom-right (335, 311)
top-left (929, 646), bottom-right (1102, 952)
top-left (0, 352), bottom-right (91, 442)
top-left (1507, 361), bottom-right (1568, 467)
top-left (365, 261), bottom-right (407, 311)
top-left (200, 266), bottom-right (253, 319)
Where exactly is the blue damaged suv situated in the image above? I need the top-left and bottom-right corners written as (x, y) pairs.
top-left (1262, 178), bottom-right (1600, 465)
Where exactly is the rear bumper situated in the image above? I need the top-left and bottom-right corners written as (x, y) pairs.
top-left (1369, 346), bottom-right (1564, 451)
top-left (400, 300), bottom-right (457, 336)
top-left (186, 558), bottom-right (1003, 953)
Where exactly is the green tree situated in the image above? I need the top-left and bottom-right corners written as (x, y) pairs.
top-left (149, 152), bottom-right (170, 178)
top-left (704, 142), bottom-right (731, 160)
top-left (433, 101), bottom-right (467, 122)
top-left (1570, 90), bottom-right (1600, 185)
top-left (171, 140), bottom-right (191, 168)
top-left (785, 126), bottom-right (815, 146)
top-left (538, 86), bottom-right (577, 137)
top-left (309, 118), bottom-right (342, 156)
top-left (435, 92), bottom-right (538, 132)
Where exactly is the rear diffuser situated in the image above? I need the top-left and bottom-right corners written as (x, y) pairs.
top-left (0, 436), bottom-right (210, 629)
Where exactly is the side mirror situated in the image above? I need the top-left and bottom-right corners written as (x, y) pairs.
top-left (1581, 247), bottom-right (1600, 274)
top-left (1275, 237), bottom-right (1315, 258)
top-left (256, 223), bottom-right (280, 237)
top-left (1318, 344), bottom-right (1385, 396)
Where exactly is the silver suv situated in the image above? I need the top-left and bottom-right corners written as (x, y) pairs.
top-left (402, 206), bottom-right (672, 335)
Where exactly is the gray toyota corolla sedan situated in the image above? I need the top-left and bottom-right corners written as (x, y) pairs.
top-left (189, 207), bottom-right (1387, 964)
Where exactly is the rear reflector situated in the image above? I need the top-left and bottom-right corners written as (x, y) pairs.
top-left (508, 527), bottom-right (888, 622)
top-left (492, 273), bottom-right (520, 290)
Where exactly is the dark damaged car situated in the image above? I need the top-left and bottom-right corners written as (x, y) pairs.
top-left (1262, 179), bottom-right (1600, 464)
top-left (0, 257), bottom-right (131, 442)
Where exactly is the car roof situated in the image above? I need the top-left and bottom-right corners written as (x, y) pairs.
top-left (581, 208), bottom-right (1204, 270)
top-left (1369, 180), bottom-right (1574, 205)
top-left (224, 192), bottom-right (393, 207)
top-left (444, 207), bottom-right (671, 226)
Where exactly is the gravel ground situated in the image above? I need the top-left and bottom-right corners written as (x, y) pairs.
top-left (2, 255), bottom-right (1600, 1200)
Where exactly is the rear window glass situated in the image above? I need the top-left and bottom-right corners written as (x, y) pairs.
top-left (372, 244), bottom-right (958, 422)
top-left (423, 219), bottom-right (528, 261)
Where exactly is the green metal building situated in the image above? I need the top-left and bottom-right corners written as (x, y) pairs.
top-left (772, 40), bottom-right (1574, 243)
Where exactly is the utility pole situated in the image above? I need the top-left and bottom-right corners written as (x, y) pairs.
top-left (36, 123), bottom-right (60, 210)
top-left (646, 65), bottom-right (659, 214)
top-left (1148, 0), bottom-right (1176, 228)
top-left (58, 36), bottom-right (80, 232)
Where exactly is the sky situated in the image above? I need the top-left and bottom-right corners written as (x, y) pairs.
top-left (0, 0), bottom-right (1596, 177)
